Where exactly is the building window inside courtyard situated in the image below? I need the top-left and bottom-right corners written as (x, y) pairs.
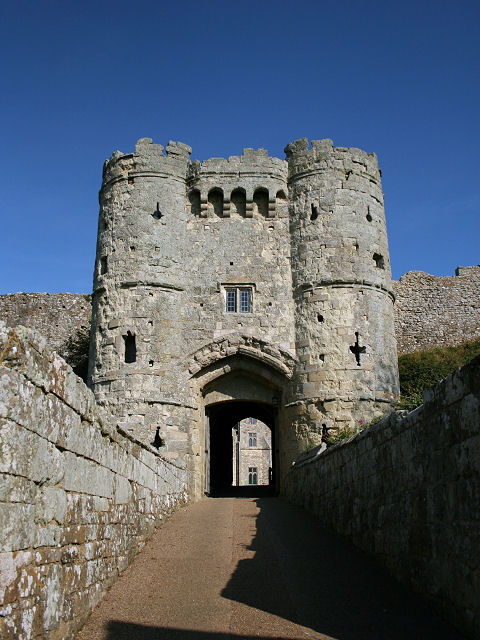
top-left (248, 467), bottom-right (258, 485)
top-left (248, 432), bottom-right (257, 448)
top-left (248, 417), bottom-right (256, 425)
top-left (225, 287), bottom-right (252, 313)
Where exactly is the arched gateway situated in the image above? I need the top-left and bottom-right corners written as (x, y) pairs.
top-left (187, 337), bottom-right (295, 496)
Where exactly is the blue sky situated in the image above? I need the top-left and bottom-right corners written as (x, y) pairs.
top-left (1, 0), bottom-right (478, 293)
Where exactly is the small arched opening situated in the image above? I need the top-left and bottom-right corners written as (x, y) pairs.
top-left (188, 189), bottom-right (201, 216)
top-left (230, 188), bottom-right (246, 217)
top-left (253, 188), bottom-right (269, 217)
top-left (208, 188), bottom-right (224, 217)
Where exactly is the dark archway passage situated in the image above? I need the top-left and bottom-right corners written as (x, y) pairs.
top-left (206, 401), bottom-right (276, 496)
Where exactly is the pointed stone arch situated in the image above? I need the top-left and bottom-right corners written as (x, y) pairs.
top-left (185, 334), bottom-right (297, 497)
top-left (187, 334), bottom-right (296, 381)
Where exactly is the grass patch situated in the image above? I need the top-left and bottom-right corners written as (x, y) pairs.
top-left (398, 338), bottom-right (480, 410)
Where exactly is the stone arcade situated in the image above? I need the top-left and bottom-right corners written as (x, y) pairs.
top-left (88, 137), bottom-right (399, 498)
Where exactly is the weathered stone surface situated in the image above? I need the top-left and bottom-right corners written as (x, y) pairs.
top-left (393, 266), bottom-right (480, 353)
top-left (0, 293), bottom-right (91, 358)
top-left (0, 325), bottom-right (188, 640)
top-left (285, 355), bottom-right (480, 640)
top-left (86, 137), bottom-right (399, 490)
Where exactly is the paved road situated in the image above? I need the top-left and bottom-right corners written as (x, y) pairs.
top-left (76, 496), bottom-right (465, 640)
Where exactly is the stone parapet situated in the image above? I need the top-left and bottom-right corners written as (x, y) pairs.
top-left (101, 138), bottom-right (191, 186)
top-left (285, 355), bottom-right (480, 639)
top-left (0, 323), bottom-right (189, 640)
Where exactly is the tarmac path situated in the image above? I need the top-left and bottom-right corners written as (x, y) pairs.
top-left (76, 496), bottom-right (465, 640)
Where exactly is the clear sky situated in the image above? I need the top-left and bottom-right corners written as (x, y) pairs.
top-left (1, 0), bottom-right (478, 293)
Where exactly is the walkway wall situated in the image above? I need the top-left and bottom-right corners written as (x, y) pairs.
top-left (0, 324), bottom-right (189, 640)
top-left (285, 355), bottom-right (480, 639)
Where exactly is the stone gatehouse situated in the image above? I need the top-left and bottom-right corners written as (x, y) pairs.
top-left (88, 137), bottom-right (399, 497)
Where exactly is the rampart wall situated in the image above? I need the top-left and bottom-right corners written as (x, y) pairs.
top-left (0, 323), bottom-right (189, 640)
top-left (285, 356), bottom-right (480, 639)
top-left (2, 266), bottom-right (479, 367)
top-left (393, 265), bottom-right (480, 353)
top-left (0, 293), bottom-right (91, 361)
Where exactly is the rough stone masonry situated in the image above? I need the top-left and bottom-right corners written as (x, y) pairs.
top-left (285, 354), bottom-right (480, 640)
top-left (88, 137), bottom-right (399, 495)
top-left (0, 323), bottom-right (188, 639)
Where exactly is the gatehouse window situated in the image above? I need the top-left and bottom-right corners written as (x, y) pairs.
top-left (225, 287), bottom-right (252, 313)
top-left (248, 467), bottom-right (258, 485)
top-left (248, 432), bottom-right (257, 448)
top-left (226, 289), bottom-right (236, 312)
top-left (240, 289), bottom-right (250, 313)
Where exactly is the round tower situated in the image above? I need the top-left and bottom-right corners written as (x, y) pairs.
top-left (89, 138), bottom-right (192, 455)
top-left (284, 138), bottom-right (399, 458)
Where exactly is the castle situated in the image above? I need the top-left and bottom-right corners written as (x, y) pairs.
top-left (88, 137), bottom-right (399, 496)
top-left (1, 138), bottom-right (478, 640)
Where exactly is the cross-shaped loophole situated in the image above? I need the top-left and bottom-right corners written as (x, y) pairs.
top-left (350, 332), bottom-right (366, 366)
top-left (152, 202), bottom-right (163, 220)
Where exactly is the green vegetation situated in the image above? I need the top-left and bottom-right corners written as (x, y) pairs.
top-left (301, 437), bottom-right (322, 454)
top-left (398, 339), bottom-right (480, 410)
top-left (63, 326), bottom-right (90, 383)
top-left (323, 426), bottom-right (358, 446)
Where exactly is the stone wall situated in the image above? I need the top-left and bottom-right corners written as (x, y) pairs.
top-left (0, 293), bottom-right (91, 360)
top-left (393, 266), bottom-right (480, 354)
top-left (285, 356), bottom-right (480, 639)
top-left (2, 267), bottom-right (480, 369)
top-left (0, 323), bottom-right (189, 640)
top-left (3, 264), bottom-right (479, 371)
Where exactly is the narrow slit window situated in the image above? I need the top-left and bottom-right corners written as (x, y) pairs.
top-left (100, 257), bottom-right (107, 275)
top-left (373, 253), bottom-right (385, 269)
top-left (123, 331), bottom-right (136, 363)
top-left (310, 204), bottom-right (319, 220)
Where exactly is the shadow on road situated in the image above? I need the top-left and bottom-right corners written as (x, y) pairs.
top-left (96, 496), bottom-right (466, 640)
top-left (105, 622), bottom-right (299, 639)
top-left (210, 485), bottom-right (276, 498)
top-left (219, 497), bottom-right (465, 640)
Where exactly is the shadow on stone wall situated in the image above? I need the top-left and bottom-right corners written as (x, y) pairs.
top-left (285, 355), bottom-right (480, 639)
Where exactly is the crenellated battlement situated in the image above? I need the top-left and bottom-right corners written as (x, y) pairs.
top-left (187, 147), bottom-right (288, 219)
top-left (188, 147), bottom-right (286, 178)
top-left (102, 138), bottom-right (192, 186)
top-left (285, 138), bottom-right (380, 183)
